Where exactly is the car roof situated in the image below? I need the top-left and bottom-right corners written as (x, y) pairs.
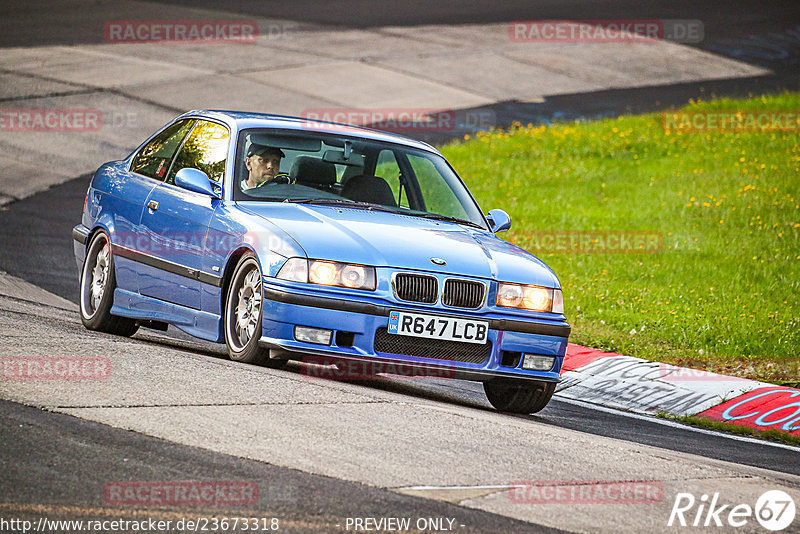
top-left (177, 109), bottom-right (443, 155)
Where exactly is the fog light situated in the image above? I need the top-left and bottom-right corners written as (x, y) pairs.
top-left (521, 354), bottom-right (555, 371)
top-left (294, 326), bottom-right (332, 345)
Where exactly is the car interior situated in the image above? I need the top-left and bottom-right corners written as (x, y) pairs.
top-left (235, 131), bottom-right (401, 207)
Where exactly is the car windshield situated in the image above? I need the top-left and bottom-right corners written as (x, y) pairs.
top-left (233, 129), bottom-right (486, 228)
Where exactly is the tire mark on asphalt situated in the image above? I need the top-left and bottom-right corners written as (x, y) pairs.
top-left (0, 67), bottom-right (185, 112)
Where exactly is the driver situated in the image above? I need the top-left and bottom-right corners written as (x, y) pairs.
top-left (242, 144), bottom-right (286, 190)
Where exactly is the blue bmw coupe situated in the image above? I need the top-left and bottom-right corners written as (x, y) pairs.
top-left (73, 110), bottom-right (570, 413)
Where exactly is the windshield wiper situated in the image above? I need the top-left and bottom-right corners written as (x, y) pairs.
top-left (415, 213), bottom-right (484, 229)
top-left (286, 198), bottom-right (402, 213)
top-left (287, 197), bottom-right (368, 205)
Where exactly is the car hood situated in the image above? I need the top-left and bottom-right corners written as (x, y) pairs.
top-left (239, 203), bottom-right (559, 287)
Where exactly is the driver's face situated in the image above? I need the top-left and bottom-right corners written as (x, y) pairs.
top-left (246, 154), bottom-right (282, 182)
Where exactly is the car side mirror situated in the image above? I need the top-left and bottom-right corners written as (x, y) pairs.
top-left (486, 208), bottom-right (511, 233)
top-left (175, 168), bottom-right (220, 198)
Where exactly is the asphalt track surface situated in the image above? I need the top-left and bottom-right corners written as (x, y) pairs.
top-left (166, 0), bottom-right (800, 144)
top-left (0, 399), bottom-right (563, 533)
top-left (1, 1), bottom-right (798, 144)
top-left (2, 0), bottom-right (798, 45)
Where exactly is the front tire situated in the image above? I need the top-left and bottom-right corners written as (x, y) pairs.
top-left (79, 231), bottom-right (138, 337)
top-left (484, 380), bottom-right (555, 414)
top-left (224, 255), bottom-right (286, 368)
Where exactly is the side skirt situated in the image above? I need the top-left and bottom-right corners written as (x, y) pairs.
top-left (110, 288), bottom-right (223, 343)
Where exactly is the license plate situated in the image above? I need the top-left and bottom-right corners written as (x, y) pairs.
top-left (387, 311), bottom-right (488, 344)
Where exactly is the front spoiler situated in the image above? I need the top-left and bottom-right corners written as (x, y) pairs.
top-left (258, 338), bottom-right (561, 385)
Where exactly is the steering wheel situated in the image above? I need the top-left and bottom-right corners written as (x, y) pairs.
top-left (271, 173), bottom-right (292, 185)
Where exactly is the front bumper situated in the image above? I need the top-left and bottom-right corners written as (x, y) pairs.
top-left (259, 280), bottom-right (570, 384)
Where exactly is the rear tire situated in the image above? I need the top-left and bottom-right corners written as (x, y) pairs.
top-left (79, 231), bottom-right (139, 337)
top-left (484, 380), bottom-right (555, 414)
top-left (224, 254), bottom-right (286, 368)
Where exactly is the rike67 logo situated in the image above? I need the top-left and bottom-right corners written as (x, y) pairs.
top-left (668, 490), bottom-right (796, 531)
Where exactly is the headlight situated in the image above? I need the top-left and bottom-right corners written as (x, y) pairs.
top-left (496, 283), bottom-right (564, 313)
top-left (277, 258), bottom-right (376, 291)
top-left (340, 264), bottom-right (370, 288)
top-left (309, 261), bottom-right (339, 285)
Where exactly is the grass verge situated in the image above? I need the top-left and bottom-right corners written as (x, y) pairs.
top-left (656, 412), bottom-right (800, 447)
top-left (442, 92), bottom-right (800, 383)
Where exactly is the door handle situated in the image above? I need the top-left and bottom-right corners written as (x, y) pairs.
top-left (147, 200), bottom-right (159, 211)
